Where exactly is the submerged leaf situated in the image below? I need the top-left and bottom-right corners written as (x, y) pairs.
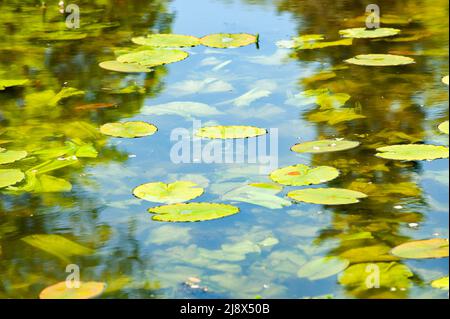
top-left (49, 87), bottom-right (85, 106)
top-left (391, 239), bottom-right (449, 259)
top-left (0, 79), bottom-right (29, 91)
top-left (99, 61), bottom-right (153, 73)
top-left (375, 144), bottom-right (449, 161)
top-left (270, 164), bottom-right (340, 186)
top-left (148, 203), bottom-right (239, 222)
top-left (0, 150), bottom-right (27, 164)
top-left (431, 276), bottom-right (449, 290)
top-left (196, 126), bottom-right (267, 139)
top-left (222, 183), bottom-right (292, 209)
top-left (308, 108), bottom-right (366, 125)
top-left (0, 169), bottom-right (25, 188)
top-left (345, 54), bottom-right (415, 66)
top-left (298, 257), bottom-right (350, 280)
top-left (132, 34), bottom-right (200, 47)
top-left (200, 33), bottom-right (257, 48)
top-left (100, 121), bottom-right (158, 138)
top-left (339, 27), bottom-right (401, 39)
top-left (117, 49), bottom-right (189, 67)
top-left (39, 281), bottom-right (106, 299)
top-left (291, 139), bottom-right (360, 154)
top-left (133, 181), bottom-right (204, 204)
top-left (288, 188), bottom-right (368, 205)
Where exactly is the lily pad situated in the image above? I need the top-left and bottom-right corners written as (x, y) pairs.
top-left (375, 144), bottom-right (449, 161)
top-left (99, 61), bottom-right (153, 73)
top-left (39, 281), bottom-right (106, 299)
top-left (291, 139), bottom-right (360, 154)
top-left (391, 238), bottom-right (449, 259)
top-left (200, 33), bottom-right (257, 48)
top-left (339, 27), bottom-right (401, 39)
top-left (148, 203), bottom-right (239, 222)
top-left (196, 126), bottom-right (267, 139)
top-left (117, 49), bottom-right (189, 67)
top-left (288, 188), bottom-right (368, 205)
top-left (132, 34), bottom-right (200, 47)
top-left (270, 164), bottom-right (340, 186)
top-left (0, 150), bottom-right (28, 165)
top-left (133, 181), bottom-right (204, 204)
top-left (431, 276), bottom-right (449, 290)
top-left (345, 54), bottom-right (415, 66)
top-left (0, 79), bottom-right (29, 91)
top-left (0, 169), bottom-right (25, 188)
top-left (298, 256), bottom-right (350, 281)
top-left (100, 121), bottom-right (158, 138)
top-left (222, 183), bottom-right (292, 209)
top-left (443, 75), bottom-right (449, 85)
top-left (438, 121), bottom-right (449, 134)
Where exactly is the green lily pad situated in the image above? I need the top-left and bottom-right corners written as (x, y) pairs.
top-left (443, 75), bottom-right (449, 85)
top-left (438, 121), bottom-right (449, 134)
top-left (391, 238), bottom-right (449, 259)
top-left (100, 121), bottom-right (158, 138)
top-left (0, 150), bottom-right (28, 164)
top-left (291, 139), bottom-right (360, 154)
top-left (339, 27), bottom-right (401, 39)
top-left (99, 61), bottom-right (153, 73)
top-left (22, 234), bottom-right (94, 263)
top-left (196, 125), bottom-right (267, 139)
top-left (222, 183), bottom-right (292, 209)
top-left (133, 181), bottom-right (204, 204)
top-left (298, 256), bottom-right (350, 281)
top-left (132, 34), bottom-right (200, 47)
top-left (148, 203), bottom-right (239, 222)
top-left (270, 164), bottom-right (340, 186)
top-left (0, 79), bottom-right (29, 91)
top-left (117, 49), bottom-right (189, 67)
top-left (39, 281), bottom-right (106, 299)
top-left (200, 33), bottom-right (257, 48)
top-left (288, 188), bottom-right (368, 205)
top-left (375, 144), bottom-right (449, 161)
top-left (0, 169), bottom-right (25, 188)
top-left (431, 276), bottom-right (449, 290)
top-left (345, 54), bottom-right (415, 66)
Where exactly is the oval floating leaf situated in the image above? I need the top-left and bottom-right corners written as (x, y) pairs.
top-left (100, 121), bottom-right (158, 138)
top-left (431, 276), bottom-right (449, 290)
top-left (391, 238), bottom-right (449, 259)
top-left (39, 281), bottom-right (106, 299)
top-left (270, 164), bottom-right (340, 186)
top-left (132, 34), bottom-right (200, 47)
top-left (443, 76), bottom-right (449, 86)
top-left (196, 126), bottom-right (267, 139)
top-left (0, 150), bottom-right (27, 165)
top-left (288, 188), bottom-right (368, 205)
top-left (148, 203), bottom-right (239, 222)
top-left (298, 256), bottom-right (350, 281)
top-left (375, 144), bottom-right (449, 161)
top-left (0, 79), bottom-right (29, 91)
top-left (0, 169), bottom-right (25, 188)
top-left (339, 27), bottom-right (401, 39)
top-left (438, 121), bottom-right (449, 134)
top-left (345, 54), bottom-right (415, 66)
top-left (99, 61), bottom-right (153, 73)
top-left (133, 181), bottom-right (204, 204)
top-left (291, 139), bottom-right (360, 154)
top-left (117, 49), bottom-right (189, 67)
top-left (200, 33), bottom-right (257, 48)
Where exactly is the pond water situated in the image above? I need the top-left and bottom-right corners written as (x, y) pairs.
top-left (0, 0), bottom-right (448, 299)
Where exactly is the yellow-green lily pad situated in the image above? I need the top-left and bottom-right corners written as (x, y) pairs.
top-left (431, 276), bottom-right (449, 290)
top-left (0, 150), bottom-right (28, 165)
top-left (339, 27), bottom-right (401, 39)
top-left (200, 33), bottom-right (257, 48)
top-left (133, 181), bottom-right (204, 204)
top-left (196, 125), bottom-right (267, 139)
top-left (345, 54), bottom-right (415, 66)
top-left (291, 139), bottom-right (360, 154)
top-left (117, 49), bottom-right (189, 67)
top-left (99, 61), bottom-right (153, 73)
top-left (39, 281), bottom-right (106, 299)
top-left (148, 203), bottom-right (239, 222)
top-left (270, 164), bottom-right (340, 186)
top-left (375, 144), bottom-right (449, 161)
top-left (443, 76), bottom-right (449, 85)
top-left (100, 121), bottom-right (158, 138)
top-left (0, 79), bottom-right (29, 91)
top-left (391, 238), bottom-right (449, 259)
top-left (438, 121), bottom-right (449, 134)
top-left (0, 169), bottom-right (25, 188)
top-left (132, 34), bottom-right (200, 47)
top-left (298, 256), bottom-right (350, 281)
top-left (288, 188), bottom-right (368, 205)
